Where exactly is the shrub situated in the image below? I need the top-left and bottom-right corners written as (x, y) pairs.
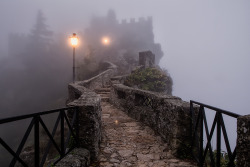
top-left (124, 67), bottom-right (173, 94)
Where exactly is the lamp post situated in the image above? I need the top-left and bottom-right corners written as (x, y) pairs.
top-left (70, 33), bottom-right (78, 83)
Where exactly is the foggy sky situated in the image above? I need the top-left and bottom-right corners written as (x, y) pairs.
top-left (0, 0), bottom-right (249, 152)
top-left (1, 0), bottom-right (249, 114)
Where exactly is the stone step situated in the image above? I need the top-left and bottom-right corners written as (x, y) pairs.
top-left (97, 92), bottom-right (110, 96)
top-left (98, 92), bottom-right (110, 96)
top-left (90, 102), bottom-right (197, 167)
top-left (95, 89), bottom-right (110, 101)
top-left (101, 97), bottom-right (109, 102)
top-left (95, 88), bottom-right (111, 93)
top-left (96, 88), bottom-right (110, 102)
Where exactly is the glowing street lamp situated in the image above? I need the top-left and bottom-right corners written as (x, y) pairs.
top-left (70, 33), bottom-right (78, 83)
top-left (71, 33), bottom-right (78, 47)
top-left (101, 36), bottom-right (110, 45)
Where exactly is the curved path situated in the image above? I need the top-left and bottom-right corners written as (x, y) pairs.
top-left (90, 101), bottom-right (196, 167)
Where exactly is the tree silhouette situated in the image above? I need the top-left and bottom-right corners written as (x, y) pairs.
top-left (0, 10), bottom-right (71, 119)
top-left (30, 10), bottom-right (53, 48)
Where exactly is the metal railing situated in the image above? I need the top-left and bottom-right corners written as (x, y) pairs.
top-left (190, 100), bottom-right (241, 167)
top-left (0, 106), bottom-right (79, 167)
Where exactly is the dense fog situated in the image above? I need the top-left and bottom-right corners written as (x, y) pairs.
top-left (0, 10), bottom-right (72, 118)
top-left (0, 0), bottom-right (249, 165)
top-left (0, 1), bottom-right (249, 115)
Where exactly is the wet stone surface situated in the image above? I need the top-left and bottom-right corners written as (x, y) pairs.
top-left (90, 102), bottom-right (196, 167)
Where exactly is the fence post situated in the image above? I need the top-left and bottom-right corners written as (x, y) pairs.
top-left (61, 111), bottom-right (65, 156)
top-left (216, 113), bottom-right (221, 167)
top-left (199, 107), bottom-right (203, 166)
top-left (34, 116), bottom-right (40, 167)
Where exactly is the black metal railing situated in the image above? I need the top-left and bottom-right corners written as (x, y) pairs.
top-left (190, 100), bottom-right (241, 167)
top-left (0, 106), bottom-right (79, 167)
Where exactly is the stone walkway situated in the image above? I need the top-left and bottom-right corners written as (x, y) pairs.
top-left (90, 102), bottom-right (196, 167)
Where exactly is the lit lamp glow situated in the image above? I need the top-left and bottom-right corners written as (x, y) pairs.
top-left (70, 33), bottom-right (78, 47)
top-left (70, 33), bottom-right (79, 83)
top-left (102, 37), bottom-right (110, 45)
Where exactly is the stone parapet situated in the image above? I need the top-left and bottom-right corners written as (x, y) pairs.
top-left (80, 61), bottom-right (117, 90)
top-left (67, 82), bottom-right (102, 162)
top-left (55, 148), bottom-right (90, 167)
top-left (237, 114), bottom-right (250, 167)
top-left (66, 62), bottom-right (117, 162)
top-left (109, 83), bottom-right (197, 157)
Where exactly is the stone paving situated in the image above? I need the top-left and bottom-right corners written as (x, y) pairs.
top-left (90, 101), bottom-right (197, 167)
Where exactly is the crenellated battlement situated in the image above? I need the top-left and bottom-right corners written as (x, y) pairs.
top-left (120, 16), bottom-right (152, 25)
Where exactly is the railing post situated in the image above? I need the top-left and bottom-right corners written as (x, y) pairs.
top-left (199, 107), bottom-right (204, 166)
top-left (34, 116), bottom-right (40, 167)
top-left (61, 111), bottom-right (65, 156)
top-left (216, 113), bottom-right (221, 167)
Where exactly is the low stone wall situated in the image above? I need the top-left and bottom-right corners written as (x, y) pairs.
top-left (237, 115), bottom-right (250, 167)
top-left (80, 61), bottom-right (117, 90)
top-left (67, 82), bottom-right (102, 162)
top-left (66, 61), bottom-right (117, 162)
top-left (109, 83), bottom-right (196, 157)
top-left (55, 148), bottom-right (90, 167)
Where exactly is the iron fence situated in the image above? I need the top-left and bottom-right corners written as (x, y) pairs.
top-left (190, 100), bottom-right (241, 167)
top-left (0, 106), bottom-right (79, 167)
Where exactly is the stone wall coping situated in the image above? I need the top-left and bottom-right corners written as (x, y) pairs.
top-left (67, 61), bottom-right (117, 107)
top-left (79, 62), bottom-right (117, 87)
top-left (113, 83), bottom-right (183, 101)
top-left (67, 71), bottom-right (104, 162)
top-left (111, 75), bottom-right (128, 80)
top-left (238, 114), bottom-right (250, 120)
top-left (68, 81), bottom-right (101, 107)
top-left (68, 94), bottom-right (101, 107)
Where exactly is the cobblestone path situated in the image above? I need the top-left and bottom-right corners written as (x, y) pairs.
top-left (90, 101), bottom-right (196, 167)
